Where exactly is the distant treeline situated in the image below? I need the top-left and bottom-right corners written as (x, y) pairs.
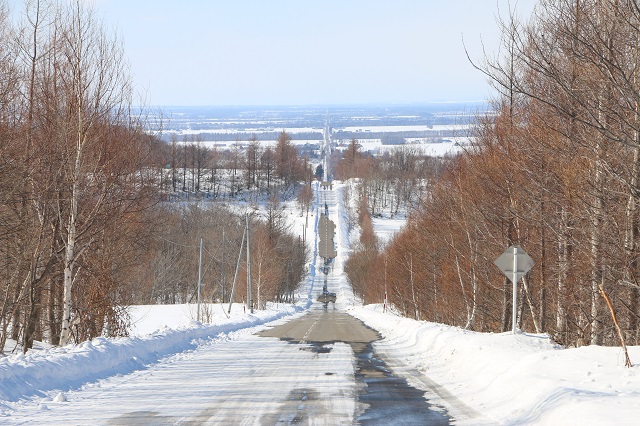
top-left (153, 103), bottom-right (483, 133)
top-left (162, 132), bottom-right (324, 143)
top-left (161, 129), bottom-right (468, 144)
top-left (333, 129), bottom-right (465, 142)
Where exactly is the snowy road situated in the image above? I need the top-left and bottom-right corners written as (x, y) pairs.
top-left (261, 308), bottom-right (452, 425)
top-left (7, 312), bottom-right (354, 424)
top-left (6, 307), bottom-right (451, 425)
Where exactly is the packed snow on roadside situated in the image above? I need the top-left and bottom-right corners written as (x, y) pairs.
top-left (0, 302), bottom-right (304, 411)
top-left (350, 304), bottom-right (640, 425)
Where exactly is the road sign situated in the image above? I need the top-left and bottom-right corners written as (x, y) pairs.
top-left (494, 245), bottom-right (534, 334)
top-left (494, 245), bottom-right (534, 282)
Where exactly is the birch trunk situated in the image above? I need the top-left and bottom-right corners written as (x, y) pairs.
top-left (59, 120), bottom-right (84, 346)
top-left (55, 0), bottom-right (131, 345)
top-left (556, 206), bottom-right (570, 342)
top-left (589, 99), bottom-right (605, 346)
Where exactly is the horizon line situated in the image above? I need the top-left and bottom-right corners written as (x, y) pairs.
top-left (136, 100), bottom-right (491, 109)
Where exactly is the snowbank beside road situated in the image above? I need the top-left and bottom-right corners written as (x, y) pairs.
top-left (0, 303), bottom-right (302, 406)
top-left (351, 304), bottom-right (640, 425)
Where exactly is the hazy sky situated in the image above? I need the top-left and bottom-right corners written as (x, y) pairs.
top-left (80, 1), bottom-right (534, 106)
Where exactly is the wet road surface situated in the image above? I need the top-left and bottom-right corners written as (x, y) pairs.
top-left (260, 309), bottom-right (452, 425)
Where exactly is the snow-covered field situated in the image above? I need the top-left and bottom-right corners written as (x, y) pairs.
top-left (1, 180), bottom-right (639, 424)
top-left (167, 123), bottom-right (472, 158)
top-left (372, 215), bottom-right (406, 246)
top-left (342, 138), bottom-right (469, 157)
top-left (186, 138), bottom-right (469, 159)
top-left (340, 124), bottom-right (469, 133)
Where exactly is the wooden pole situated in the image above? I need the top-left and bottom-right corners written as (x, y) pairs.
top-left (599, 282), bottom-right (632, 367)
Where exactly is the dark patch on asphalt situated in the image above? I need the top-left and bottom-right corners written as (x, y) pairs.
top-left (299, 341), bottom-right (333, 354)
top-left (264, 312), bottom-right (453, 424)
top-left (108, 411), bottom-right (175, 425)
top-left (354, 342), bottom-right (452, 425)
top-left (260, 388), bottom-right (320, 424)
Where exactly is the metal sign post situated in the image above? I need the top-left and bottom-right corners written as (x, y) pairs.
top-left (197, 238), bottom-right (203, 322)
top-left (511, 246), bottom-right (518, 335)
top-left (246, 213), bottom-right (253, 314)
top-left (494, 245), bottom-right (534, 334)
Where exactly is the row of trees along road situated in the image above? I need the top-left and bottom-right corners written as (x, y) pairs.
top-left (144, 202), bottom-right (308, 313)
top-left (162, 130), bottom-right (314, 202)
top-left (0, 0), bottom-right (160, 351)
top-left (332, 138), bottom-right (447, 218)
top-left (0, 1), bottom-right (312, 354)
top-left (347, 0), bottom-right (640, 348)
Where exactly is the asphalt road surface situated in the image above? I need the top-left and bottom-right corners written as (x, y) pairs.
top-left (259, 308), bottom-right (452, 425)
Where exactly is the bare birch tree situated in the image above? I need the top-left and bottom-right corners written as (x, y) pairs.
top-left (53, 0), bottom-right (135, 345)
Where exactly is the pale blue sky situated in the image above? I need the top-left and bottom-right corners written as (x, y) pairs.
top-left (22, 0), bottom-right (538, 106)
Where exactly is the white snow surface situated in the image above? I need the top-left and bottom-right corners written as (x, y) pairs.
top-left (339, 138), bottom-right (470, 157)
top-left (1, 180), bottom-right (639, 424)
top-left (340, 124), bottom-right (470, 133)
top-left (350, 305), bottom-right (640, 425)
top-left (371, 215), bottom-right (406, 247)
top-left (0, 304), bottom-right (302, 405)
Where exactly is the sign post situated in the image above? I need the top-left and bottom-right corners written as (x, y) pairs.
top-left (494, 245), bottom-right (534, 334)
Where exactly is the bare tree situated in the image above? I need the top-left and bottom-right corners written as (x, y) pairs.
top-left (51, 0), bottom-right (140, 345)
top-left (245, 134), bottom-right (260, 191)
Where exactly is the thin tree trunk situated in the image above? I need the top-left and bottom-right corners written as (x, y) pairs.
top-left (59, 141), bottom-right (81, 346)
top-left (590, 101), bottom-right (605, 346)
top-left (521, 276), bottom-right (542, 333)
top-left (409, 255), bottom-right (419, 321)
top-left (556, 206), bottom-right (570, 343)
top-left (454, 252), bottom-right (472, 327)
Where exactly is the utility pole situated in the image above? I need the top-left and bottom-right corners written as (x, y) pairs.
top-left (246, 213), bottom-right (253, 313)
top-left (512, 246), bottom-right (518, 334)
top-left (228, 225), bottom-right (246, 315)
top-left (221, 228), bottom-right (226, 303)
top-left (384, 256), bottom-right (388, 313)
